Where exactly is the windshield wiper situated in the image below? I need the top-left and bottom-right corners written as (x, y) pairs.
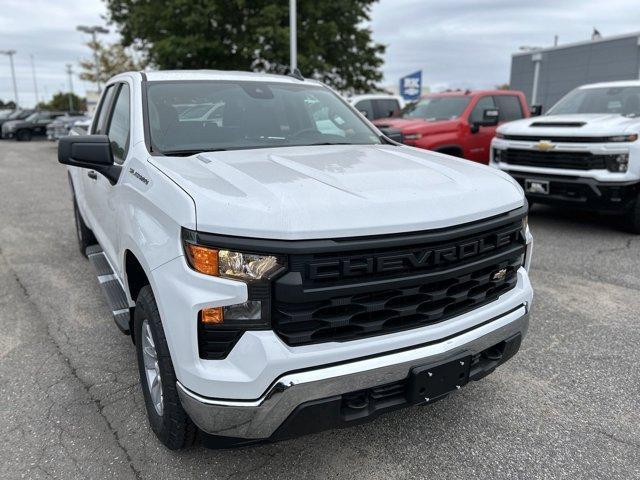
top-left (305, 142), bottom-right (353, 146)
top-left (160, 148), bottom-right (227, 156)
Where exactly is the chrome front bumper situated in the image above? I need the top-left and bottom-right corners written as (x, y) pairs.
top-left (177, 305), bottom-right (530, 440)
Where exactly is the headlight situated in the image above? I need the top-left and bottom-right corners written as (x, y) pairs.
top-left (495, 132), bottom-right (505, 139)
top-left (605, 154), bottom-right (629, 173)
top-left (606, 134), bottom-right (638, 143)
top-left (403, 132), bottom-right (422, 140)
top-left (184, 242), bottom-right (284, 281)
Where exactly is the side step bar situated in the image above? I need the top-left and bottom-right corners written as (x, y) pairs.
top-left (86, 245), bottom-right (131, 335)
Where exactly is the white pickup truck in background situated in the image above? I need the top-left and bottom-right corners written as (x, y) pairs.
top-left (59, 70), bottom-right (533, 449)
top-left (491, 80), bottom-right (640, 232)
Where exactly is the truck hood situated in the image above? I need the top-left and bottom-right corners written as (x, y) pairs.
top-left (148, 144), bottom-right (523, 239)
top-left (498, 113), bottom-right (640, 137)
top-left (375, 118), bottom-right (458, 134)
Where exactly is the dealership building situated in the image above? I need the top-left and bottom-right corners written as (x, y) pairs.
top-left (510, 32), bottom-right (640, 111)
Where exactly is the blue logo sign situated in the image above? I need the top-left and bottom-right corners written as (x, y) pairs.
top-left (400, 71), bottom-right (422, 101)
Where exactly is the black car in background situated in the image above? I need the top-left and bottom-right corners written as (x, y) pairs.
top-left (0, 109), bottom-right (35, 131)
top-left (1, 110), bottom-right (66, 141)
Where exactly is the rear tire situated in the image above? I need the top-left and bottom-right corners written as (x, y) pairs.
top-left (134, 285), bottom-right (197, 450)
top-left (73, 198), bottom-right (96, 257)
top-left (623, 195), bottom-right (640, 234)
top-left (16, 129), bottom-right (31, 141)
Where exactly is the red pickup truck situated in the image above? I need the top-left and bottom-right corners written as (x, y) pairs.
top-left (374, 90), bottom-right (530, 164)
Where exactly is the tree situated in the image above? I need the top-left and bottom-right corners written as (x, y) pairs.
top-left (79, 40), bottom-right (146, 85)
top-left (37, 92), bottom-right (87, 112)
top-left (0, 100), bottom-right (16, 109)
top-left (105, 0), bottom-right (386, 93)
top-left (495, 83), bottom-right (510, 90)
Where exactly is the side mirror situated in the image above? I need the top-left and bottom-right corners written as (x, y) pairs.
top-left (58, 135), bottom-right (120, 184)
top-left (470, 108), bottom-right (500, 133)
top-left (530, 105), bottom-right (543, 116)
top-left (481, 108), bottom-right (500, 126)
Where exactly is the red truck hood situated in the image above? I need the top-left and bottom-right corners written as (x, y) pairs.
top-left (374, 117), bottom-right (458, 134)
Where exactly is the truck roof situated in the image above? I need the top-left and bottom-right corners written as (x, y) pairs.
top-left (429, 89), bottom-right (523, 98)
top-left (142, 69), bottom-right (322, 85)
top-left (579, 79), bottom-right (640, 89)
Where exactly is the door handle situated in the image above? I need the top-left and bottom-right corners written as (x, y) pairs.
top-left (87, 171), bottom-right (98, 180)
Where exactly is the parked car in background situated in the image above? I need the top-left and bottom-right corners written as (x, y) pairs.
top-left (492, 80), bottom-right (640, 232)
top-left (46, 113), bottom-right (90, 141)
top-left (71, 118), bottom-right (92, 135)
top-left (2, 110), bottom-right (66, 141)
top-left (348, 94), bottom-right (405, 121)
top-left (0, 109), bottom-right (35, 132)
top-left (375, 90), bottom-right (530, 164)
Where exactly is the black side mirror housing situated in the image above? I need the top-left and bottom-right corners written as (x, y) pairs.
top-left (530, 105), bottom-right (543, 116)
top-left (58, 135), bottom-right (121, 184)
top-left (470, 108), bottom-right (500, 133)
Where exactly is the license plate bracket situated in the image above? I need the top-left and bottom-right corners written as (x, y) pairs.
top-left (525, 179), bottom-right (550, 195)
top-left (407, 356), bottom-right (471, 404)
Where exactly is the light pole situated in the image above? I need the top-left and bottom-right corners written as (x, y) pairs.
top-left (66, 64), bottom-right (74, 111)
top-left (76, 25), bottom-right (109, 92)
top-left (0, 50), bottom-right (19, 108)
top-left (289, 0), bottom-right (297, 71)
top-left (30, 54), bottom-right (39, 106)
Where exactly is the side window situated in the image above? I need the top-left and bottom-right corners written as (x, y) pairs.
top-left (354, 100), bottom-right (374, 120)
top-left (106, 84), bottom-right (131, 164)
top-left (494, 95), bottom-right (524, 122)
top-left (92, 85), bottom-right (116, 134)
top-left (469, 96), bottom-right (496, 123)
top-left (373, 99), bottom-right (400, 119)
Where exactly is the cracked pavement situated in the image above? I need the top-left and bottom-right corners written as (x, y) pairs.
top-left (1, 141), bottom-right (639, 479)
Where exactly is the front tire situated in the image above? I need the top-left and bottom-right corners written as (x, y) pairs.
top-left (623, 195), bottom-right (640, 234)
top-left (16, 129), bottom-right (31, 141)
top-left (134, 285), bottom-right (197, 450)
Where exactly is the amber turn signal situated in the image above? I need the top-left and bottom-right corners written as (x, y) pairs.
top-left (185, 244), bottom-right (219, 276)
top-left (201, 307), bottom-right (224, 324)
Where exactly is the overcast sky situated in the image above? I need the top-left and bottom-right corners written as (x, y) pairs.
top-left (1, 0), bottom-right (639, 107)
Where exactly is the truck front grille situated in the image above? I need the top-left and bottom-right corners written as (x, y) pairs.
top-left (272, 211), bottom-right (526, 346)
top-left (500, 149), bottom-right (606, 170)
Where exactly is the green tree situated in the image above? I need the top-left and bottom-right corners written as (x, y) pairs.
top-left (105, 0), bottom-right (386, 93)
top-left (0, 100), bottom-right (16, 109)
top-left (79, 39), bottom-right (146, 85)
top-left (495, 83), bottom-right (510, 90)
top-left (38, 92), bottom-right (87, 112)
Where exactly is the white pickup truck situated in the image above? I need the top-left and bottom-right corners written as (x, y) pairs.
top-left (491, 80), bottom-right (640, 232)
top-left (59, 70), bottom-right (533, 449)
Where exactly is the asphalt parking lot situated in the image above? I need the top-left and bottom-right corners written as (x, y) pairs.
top-left (1, 140), bottom-right (639, 480)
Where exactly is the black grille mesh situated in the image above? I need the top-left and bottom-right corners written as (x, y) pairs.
top-left (274, 255), bottom-right (521, 345)
top-left (500, 149), bottom-right (606, 170)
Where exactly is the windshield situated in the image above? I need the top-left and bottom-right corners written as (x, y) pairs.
top-left (548, 86), bottom-right (640, 117)
top-left (402, 96), bottom-right (470, 121)
top-left (0, 110), bottom-right (11, 119)
top-left (146, 81), bottom-right (381, 154)
top-left (9, 110), bottom-right (27, 119)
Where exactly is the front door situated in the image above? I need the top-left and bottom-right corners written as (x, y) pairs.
top-left (81, 83), bottom-right (131, 271)
top-left (464, 95), bottom-right (498, 163)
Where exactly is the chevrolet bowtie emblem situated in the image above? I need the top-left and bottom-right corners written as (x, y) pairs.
top-left (535, 140), bottom-right (555, 152)
top-left (491, 268), bottom-right (507, 281)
